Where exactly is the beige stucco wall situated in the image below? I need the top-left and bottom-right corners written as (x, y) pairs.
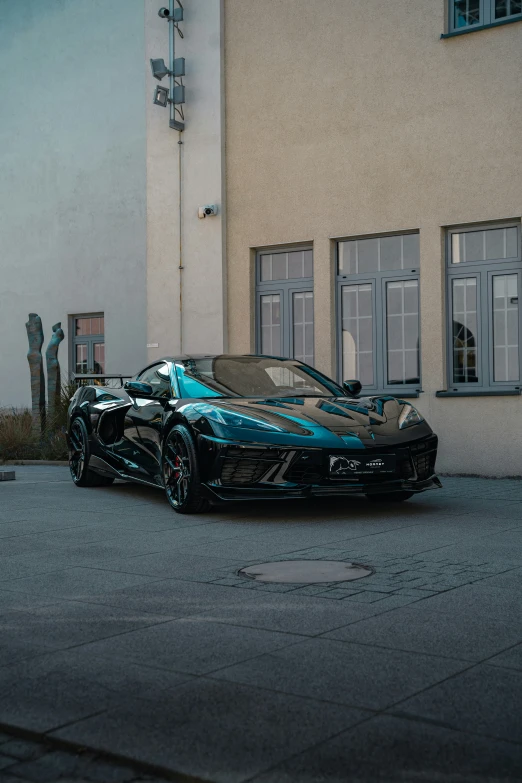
top-left (224, 0), bottom-right (522, 476)
top-left (145, 0), bottom-right (226, 362)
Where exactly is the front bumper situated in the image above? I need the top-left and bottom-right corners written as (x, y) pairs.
top-left (199, 432), bottom-right (441, 501)
top-left (203, 475), bottom-right (442, 502)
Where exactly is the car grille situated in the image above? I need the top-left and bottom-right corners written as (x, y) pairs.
top-left (410, 435), bottom-right (438, 479)
top-left (219, 447), bottom-right (283, 486)
top-left (283, 466), bottom-right (323, 484)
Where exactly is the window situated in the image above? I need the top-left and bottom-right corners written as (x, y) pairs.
top-left (137, 362), bottom-right (172, 398)
top-left (336, 232), bottom-right (421, 393)
top-left (450, 0), bottom-right (521, 32)
top-left (256, 247), bottom-right (314, 365)
top-left (446, 222), bottom-right (521, 391)
top-left (72, 314), bottom-right (105, 375)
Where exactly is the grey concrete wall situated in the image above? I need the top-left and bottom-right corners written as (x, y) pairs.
top-left (0, 0), bottom-right (147, 408)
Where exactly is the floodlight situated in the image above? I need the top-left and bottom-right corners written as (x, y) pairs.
top-left (150, 58), bottom-right (170, 81)
top-left (153, 85), bottom-right (169, 107)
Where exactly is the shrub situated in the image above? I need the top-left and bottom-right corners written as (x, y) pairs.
top-left (0, 409), bottom-right (39, 460)
top-left (0, 382), bottom-right (75, 462)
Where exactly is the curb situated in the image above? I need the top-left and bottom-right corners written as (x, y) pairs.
top-left (0, 460), bottom-right (69, 466)
top-left (0, 721), bottom-right (213, 783)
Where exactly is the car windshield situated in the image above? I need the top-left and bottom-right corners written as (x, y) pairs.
top-left (176, 356), bottom-right (343, 399)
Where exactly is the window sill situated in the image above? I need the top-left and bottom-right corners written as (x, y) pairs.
top-left (441, 16), bottom-right (522, 39)
top-left (367, 390), bottom-right (422, 399)
top-left (436, 389), bottom-right (521, 397)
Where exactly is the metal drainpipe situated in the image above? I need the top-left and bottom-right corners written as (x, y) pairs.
top-left (178, 132), bottom-right (183, 354)
top-left (169, 0), bottom-right (183, 353)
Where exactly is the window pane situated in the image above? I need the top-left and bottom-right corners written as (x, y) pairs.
top-left (386, 280), bottom-right (420, 385)
top-left (495, 0), bottom-right (521, 18)
top-left (75, 318), bottom-right (91, 336)
top-left (93, 343), bottom-right (105, 374)
top-left (341, 284), bottom-right (374, 386)
top-left (292, 292), bottom-right (314, 365)
top-left (303, 249), bottom-right (313, 278)
top-left (288, 251), bottom-right (303, 279)
top-left (357, 238), bottom-right (379, 273)
top-left (379, 235), bottom-right (402, 271)
top-left (260, 254), bottom-right (272, 281)
top-left (485, 229), bottom-right (505, 260)
top-left (338, 241), bottom-right (357, 274)
top-left (506, 227), bottom-right (518, 258)
top-left (465, 231), bottom-right (485, 263)
top-left (452, 278), bottom-right (479, 383)
top-left (454, 0), bottom-right (480, 28)
top-left (271, 253), bottom-right (287, 280)
top-left (75, 344), bottom-right (88, 374)
top-left (402, 233), bottom-right (420, 268)
top-left (260, 294), bottom-right (282, 356)
top-left (493, 274), bottom-right (519, 382)
top-left (452, 233), bottom-right (465, 265)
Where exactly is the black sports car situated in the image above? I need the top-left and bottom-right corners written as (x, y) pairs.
top-left (67, 354), bottom-right (441, 513)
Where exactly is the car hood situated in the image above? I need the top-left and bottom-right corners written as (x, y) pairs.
top-left (214, 395), bottom-right (410, 439)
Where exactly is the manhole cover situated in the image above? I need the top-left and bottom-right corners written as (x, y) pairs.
top-left (238, 560), bottom-right (373, 584)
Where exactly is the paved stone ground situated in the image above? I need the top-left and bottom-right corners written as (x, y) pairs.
top-left (0, 729), bottom-right (171, 782)
top-left (0, 466), bottom-right (521, 782)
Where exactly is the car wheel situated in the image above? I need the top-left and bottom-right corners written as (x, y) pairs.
top-left (366, 491), bottom-right (414, 503)
top-left (162, 425), bottom-right (210, 514)
top-left (68, 417), bottom-right (114, 488)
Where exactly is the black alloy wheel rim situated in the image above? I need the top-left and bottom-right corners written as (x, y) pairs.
top-left (163, 432), bottom-right (191, 508)
top-left (69, 420), bottom-right (85, 481)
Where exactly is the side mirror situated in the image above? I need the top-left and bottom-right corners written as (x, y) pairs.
top-left (124, 380), bottom-right (153, 397)
top-left (343, 379), bottom-right (362, 397)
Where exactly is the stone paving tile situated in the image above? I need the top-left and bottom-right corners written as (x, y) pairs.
top-left (251, 714), bottom-right (522, 783)
top-left (0, 732), bottom-right (170, 782)
top-left (322, 604), bottom-right (522, 661)
top-left (212, 637), bottom-right (469, 711)
top-left (395, 664), bottom-right (522, 745)
top-left (53, 679), bottom-right (368, 783)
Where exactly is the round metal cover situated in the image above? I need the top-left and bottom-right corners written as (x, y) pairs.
top-left (238, 560), bottom-right (373, 584)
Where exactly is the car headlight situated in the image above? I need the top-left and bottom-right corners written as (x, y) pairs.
top-left (193, 403), bottom-right (286, 432)
top-left (398, 404), bottom-right (424, 430)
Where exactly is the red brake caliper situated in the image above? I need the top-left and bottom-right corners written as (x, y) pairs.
top-left (173, 455), bottom-right (181, 480)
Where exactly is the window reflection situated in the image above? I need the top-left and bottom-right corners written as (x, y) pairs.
top-left (452, 278), bottom-right (478, 383)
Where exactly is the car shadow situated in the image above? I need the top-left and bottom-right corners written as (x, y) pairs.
top-left (107, 479), bottom-right (442, 523)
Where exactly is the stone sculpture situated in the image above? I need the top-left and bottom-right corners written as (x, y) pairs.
top-left (46, 322), bottom-right (65, 418)
top-left (25, 313), bottom-right (46, 430)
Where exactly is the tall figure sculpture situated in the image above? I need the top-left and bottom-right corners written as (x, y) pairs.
top-left (25, 313), bottom-right (46, 431)
top-left (46, 322), bottom-right (64, 419)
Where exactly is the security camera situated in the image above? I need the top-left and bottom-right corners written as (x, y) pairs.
top-left (198, 205), bottom-right (218, 219)
top-left (158, 7), bottom-right (171, 18)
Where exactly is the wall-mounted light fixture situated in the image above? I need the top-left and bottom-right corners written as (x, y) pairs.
top-left (153, 85), bottom-right (170, 107)
top-left (152, 1), bottom-right (185, 131)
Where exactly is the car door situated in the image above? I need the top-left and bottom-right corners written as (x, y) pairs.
top-left (130, 361), bottom-right (174, 484)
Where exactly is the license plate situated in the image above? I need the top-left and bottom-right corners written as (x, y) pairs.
top-left (329, 454), bottom-right (396, 476)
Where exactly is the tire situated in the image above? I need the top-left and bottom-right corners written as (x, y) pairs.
top-left (68, 417), bottom-right (114, 488)
top-left (366, 491), bottom-right (414, 503)
top-left (162, 424), bottom-right (210, 514)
